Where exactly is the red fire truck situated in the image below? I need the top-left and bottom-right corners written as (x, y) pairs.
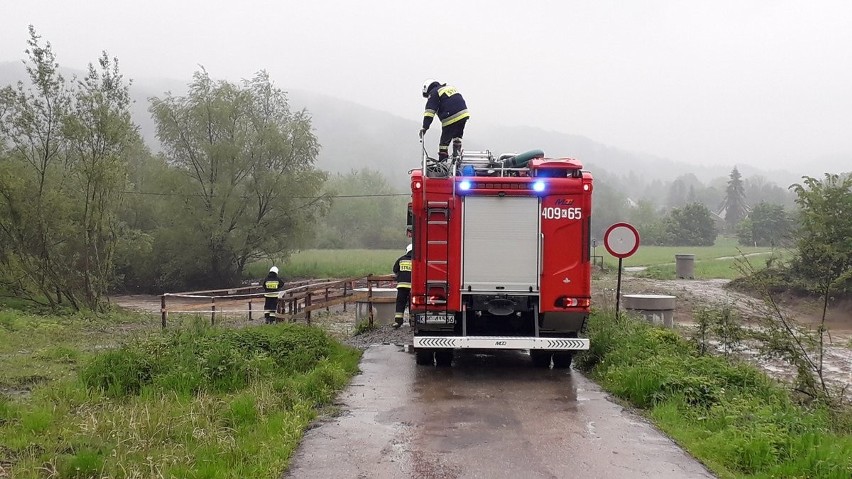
top-left (408, 149), bottom-right (593, 367)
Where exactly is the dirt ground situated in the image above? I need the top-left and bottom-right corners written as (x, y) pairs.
top-left (111, 274), bottom-right (852, 391)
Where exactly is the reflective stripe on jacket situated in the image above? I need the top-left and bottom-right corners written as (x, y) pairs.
top-left (263, 277), bottom-right (281, 298)
top-left (422, 84), bottom-right (469, 129)
top-left (393, 253), bottom-right (412, 289)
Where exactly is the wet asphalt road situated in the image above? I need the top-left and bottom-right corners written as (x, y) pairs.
top-left (285, 345), bottom-right (715, 479)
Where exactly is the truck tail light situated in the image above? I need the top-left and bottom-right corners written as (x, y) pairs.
top-left (556, 297), bottom-right (590, 308)
top-left (412, 294), bottom-right (447, 305)
top-left (428, 295), bottom-right (446, 305)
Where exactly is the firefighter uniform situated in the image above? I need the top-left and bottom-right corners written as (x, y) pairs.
top-left (422, 83), bottom-right (470, 162)
top-left (393, 246), bottom-right (413, 328)
top-left (263, 269), bottom-right (282, 324)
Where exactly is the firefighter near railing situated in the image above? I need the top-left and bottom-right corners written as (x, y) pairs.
top-left (159, 274), bottom-right (397, 329)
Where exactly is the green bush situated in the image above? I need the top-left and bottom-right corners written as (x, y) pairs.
top-left (79, 323), bottom-right (341, 398)
top-left (80, 349), bottom-right (152, 398)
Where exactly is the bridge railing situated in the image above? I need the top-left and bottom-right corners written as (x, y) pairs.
top-left (160, 274), bottom-right (396, 329)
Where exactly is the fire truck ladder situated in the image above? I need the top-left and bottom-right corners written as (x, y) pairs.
top-left (425, 200), bottom-right (450, 311)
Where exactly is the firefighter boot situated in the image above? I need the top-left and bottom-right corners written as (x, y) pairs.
top-left (393, 314), bottom-right (404, 328)
top-left (438, 144), bottom-right (449, 163)
top-left (452, 138), bottom-right (463, 161)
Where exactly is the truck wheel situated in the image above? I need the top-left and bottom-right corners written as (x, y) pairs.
top-left (434, 349), bottom-right (453, 367)
top-left (415, 350), bottom-right (434, 366)
top-left (552, 352), bottom-right (573, 369)
top-left (530, 350), bottom-right (551, 368)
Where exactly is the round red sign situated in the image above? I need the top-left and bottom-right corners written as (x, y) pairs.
top-left (603, 222), bottom-right (640, 258)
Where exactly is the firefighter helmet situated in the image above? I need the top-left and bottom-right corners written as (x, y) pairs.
top-left (422, 79), bottom-right (439, 98)
top-left (269, 266), bottom-right (279, 274)
top-left (406, 244), bottom-right (413, 253)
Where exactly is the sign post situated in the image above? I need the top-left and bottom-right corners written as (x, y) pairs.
top-left (603, 223), bottom-right (641, 318)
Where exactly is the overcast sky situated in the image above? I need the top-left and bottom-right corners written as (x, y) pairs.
top-left (3, 0), bottom-right (851, 170)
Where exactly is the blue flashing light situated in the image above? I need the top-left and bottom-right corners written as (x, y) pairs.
top-left (532, 180), bottom-right (546, 192)
top-left (459, 179), bottom-right (472, 191)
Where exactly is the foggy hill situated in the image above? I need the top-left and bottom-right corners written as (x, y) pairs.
top-left (2, 62), bottom-right (843, 189)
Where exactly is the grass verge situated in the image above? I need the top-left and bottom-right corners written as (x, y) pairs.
top-left (575, 311), bottom-right (852, 479)
top-left (0, 311), bottom-right (360, 478)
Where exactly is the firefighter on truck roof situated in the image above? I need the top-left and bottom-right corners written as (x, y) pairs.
top-left (419, 79), bottom-right (470, 163)
top-left (263, 266), bottom-right (282, 324)
top-left (392, 244), bottom-right (413, 329)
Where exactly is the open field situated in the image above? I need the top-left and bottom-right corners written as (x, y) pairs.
top-left (597, 236), bottom-right (777, 267)
top-left (596, 236), bottom-right (791, 280)
top-left (251, 238), bottom-right (789, 284)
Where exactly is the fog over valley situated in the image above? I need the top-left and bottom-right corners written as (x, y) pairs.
top-left (2, 0), bottom-right (851, 181)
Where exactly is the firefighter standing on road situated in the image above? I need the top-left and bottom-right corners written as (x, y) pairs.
top-left (263, 266), bottom-right (282, 324)
top-left (392, 244), bottom-right (413, 328)
top-left (419, 79), bottom-right (470, 163)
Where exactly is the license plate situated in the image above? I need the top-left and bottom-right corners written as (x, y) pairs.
top-left (418, 313), bottom-right (455, 324)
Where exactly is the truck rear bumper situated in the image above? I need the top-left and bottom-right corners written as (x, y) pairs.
top-left (413, 336), bottom-right (589, 350)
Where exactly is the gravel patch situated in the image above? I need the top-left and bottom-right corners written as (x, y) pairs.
top-left (342, 322), bottom-right (414, 350)
top-left (300, 308), bottom-right (414, 350)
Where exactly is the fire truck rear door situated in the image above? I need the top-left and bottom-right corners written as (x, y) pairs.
top-left (462, 196), bottom-right (539, 292)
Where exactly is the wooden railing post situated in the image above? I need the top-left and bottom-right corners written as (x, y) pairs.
top-left (305, 292), bottom-right (312, 325)
top-left (248, 300), bottom-right (253, 321)
top-left (161, 295), bottom-right (167, 329)
top-left (211, 297), bottom-right (216, 325)
top-left (368, 279), bottom-right (374, 327)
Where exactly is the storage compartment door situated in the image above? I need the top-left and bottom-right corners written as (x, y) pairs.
top-left (462, 196), bottom-right (540, 292)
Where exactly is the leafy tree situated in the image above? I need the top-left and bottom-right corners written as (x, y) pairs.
top-left (738, 173), bottom-right (852, 404)
top-left (0, 27), bottom-right (75, 308)
top-left (149, 70), bottom-right (328, 288)
top-left (736, 202), bottom-right (792, 247)
top-left (112, 153), bottom-right (170, 291)
top-left (666, 178), bottom-right (688, 210)
top-left (662, 202), bottom-right (717, 246)
top-left (721, 166), bottom-right (748, 231)
top-left (627, 199), bottom-right (666, 245)
top-left (665, 174), bottom-right (705, 211)
top-left (0, 27), bottom-right (139, 309)
top-left (745, 175), bottom-right (796, 208)
top-left (590, 171), bottom-right (629, 239)
top-left (62, 53), bottom-right (141, 307)
top-left (639, 178), bottom-right (665, 208)
top-left (735, 173), bottom-right (852, 402)
top-left (316, 169), bottom-right (407, 249)
top-left (789, 174), bottom-right (852, 296)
